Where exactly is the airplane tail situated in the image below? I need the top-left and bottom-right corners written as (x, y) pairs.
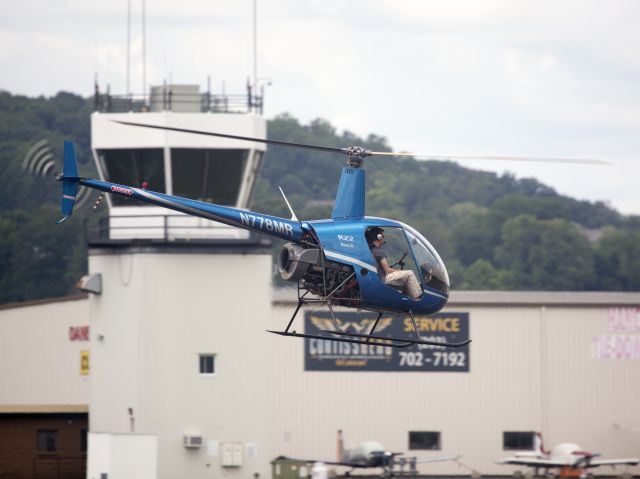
top-left (534, 432), bottom-right (548, 456)
top-left (56, 141), bottom-right (81, 224)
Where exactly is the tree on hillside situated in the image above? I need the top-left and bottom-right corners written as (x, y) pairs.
top-left (495, 215), bottom-right (595, 290)
top-left (0, 205), bottom-right (86, 303)
top-left (593, 228), bottom-right (640, 290)
top-left (0, 91), bottom-right (638, 304)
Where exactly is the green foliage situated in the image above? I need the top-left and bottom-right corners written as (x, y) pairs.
top-left (0, 205), bottom-right (86, 303)
top-left (495, 215), bottom-right (595, 290)
top-left (0, 91), bottom-right (639, 305)
top-left (460, 259), bottom-right (506, 290)
top-left (0, 91), bottom-right (94, 304)
top-left (593, 228), bottom-right (640, 290)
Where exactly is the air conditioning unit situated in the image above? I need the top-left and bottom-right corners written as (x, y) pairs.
top-left (184, 435), bottom-right (204, 448)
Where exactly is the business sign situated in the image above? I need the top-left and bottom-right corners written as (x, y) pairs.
top-left (304, 311), bottom-right (470, 372)
top-left (69, 326), bottom-right (89, 341)
top-left (80, 351), bottom-right (90, 376)
top-left (592, 308), bottom-right (640, 360)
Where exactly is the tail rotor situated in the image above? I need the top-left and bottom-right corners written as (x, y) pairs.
top-left (22, 139), bottom-right (58, 178)
top-left (22, 139), bottom-right (95, 222)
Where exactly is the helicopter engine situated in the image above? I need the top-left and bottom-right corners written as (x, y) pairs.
top-left (278, 243), bottom-right (360, 303)
top-left (278, 243), bottom-right (321, 281)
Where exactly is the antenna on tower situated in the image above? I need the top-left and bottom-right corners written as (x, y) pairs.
top-left (142, 0), bottom-right (147, 108)
top-left (126, 0), bottom-right (131, 101)
top-left (252, 0), bottom-right (257, 93)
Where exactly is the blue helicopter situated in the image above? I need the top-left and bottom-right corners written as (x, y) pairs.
top-left (53, 122), bottom-right (605, 348)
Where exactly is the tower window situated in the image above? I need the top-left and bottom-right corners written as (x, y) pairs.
top-left (98, 148), bottom-right (165, 205)
top-left (171, 148), bottom-right (247, 205)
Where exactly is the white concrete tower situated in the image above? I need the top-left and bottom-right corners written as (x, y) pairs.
top-left (86, 85), bottom-right (272, 479)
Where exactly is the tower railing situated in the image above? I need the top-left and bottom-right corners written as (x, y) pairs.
top-left (84, 213), bottom-right (271, 246)
top-left (93, 84), bottom-right (264, 114)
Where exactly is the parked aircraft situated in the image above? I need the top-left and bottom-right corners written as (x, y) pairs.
top-left (277, 430), bottom-right (460, 476)
top-left (498, 432), bottom-right (639, 478)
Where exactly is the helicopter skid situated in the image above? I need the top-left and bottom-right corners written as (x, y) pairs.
top-left (270, 291), bottom-right (471, 349)
top-left (266, 329), bottom-right (414, 348)
top-left (316, 329), bottom-right (470, 349)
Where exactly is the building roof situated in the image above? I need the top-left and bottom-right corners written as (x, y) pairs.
top-left (0, 404), bottom-right (88, 414)
top-left (0, 294), bottom-right (88, 311)
top-left (272, 288), bottom-right (640, 307)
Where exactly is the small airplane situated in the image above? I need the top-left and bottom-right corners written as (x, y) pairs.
top-left (276, 429), bottom-right (460, 476)
top-left (497, 432), bottom-right (639, 478)
top-left (44, 121), bottom-right (605, 348)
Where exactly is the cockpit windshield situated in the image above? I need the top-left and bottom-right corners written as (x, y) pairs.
top-left (402, 223), bottom-right (450, 295)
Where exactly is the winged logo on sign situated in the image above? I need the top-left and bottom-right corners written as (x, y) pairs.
top-left (310, 315), bottom-right (394, 334)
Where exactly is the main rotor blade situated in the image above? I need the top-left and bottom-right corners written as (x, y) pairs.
top-left (113, 120), bottom-right (609, 165)
top-left (113, 121), bottom-right (344, 155)
top-left (368, 151), bottom-right (609, 165)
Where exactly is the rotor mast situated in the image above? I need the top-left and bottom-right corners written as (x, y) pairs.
top-left (341, 146), bottom-right (371, 168)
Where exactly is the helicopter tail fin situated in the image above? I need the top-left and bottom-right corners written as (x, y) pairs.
top-left (332, 166), bottom-right (365, 219)
top-left (56, 140), bottom-right (81, 224)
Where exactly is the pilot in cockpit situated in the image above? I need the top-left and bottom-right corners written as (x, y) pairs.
top-left (366, 227), bottom-right (422, 299)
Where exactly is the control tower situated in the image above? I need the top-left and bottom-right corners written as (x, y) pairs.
top-left (91, 84), bottom-right (265, 241)
top-left (85, 84), bottom-right (273, 479)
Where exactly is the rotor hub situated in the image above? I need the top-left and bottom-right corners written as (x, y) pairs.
top-left (342, 146), bottom-right (371, 168)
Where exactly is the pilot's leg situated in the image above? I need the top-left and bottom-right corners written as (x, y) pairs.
top-left (385, 271), bottom-right (422, 299)
top-left (404, 271), bottom-right (422, 299)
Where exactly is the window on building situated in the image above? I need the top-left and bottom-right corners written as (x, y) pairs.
top-left (503, 431), bottom-right (535, 450)
top-left (199, 354), bottom-right (216, 375)
top-left (97, 148), bottom-right (165, 205)
top-left (171, 148), bottom-right (248, 205)
top-left (36, 430), bottom-right (58, 454)
top-left (409, 431), bottom-right (440, 450)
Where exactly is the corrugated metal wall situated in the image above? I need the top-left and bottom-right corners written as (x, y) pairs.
top-left (270, 293), bottom-right (640, 476)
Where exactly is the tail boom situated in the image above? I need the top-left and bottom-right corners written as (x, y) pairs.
top-left (78, 177), bottom-right (304, 242)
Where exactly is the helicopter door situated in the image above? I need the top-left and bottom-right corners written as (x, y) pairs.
top-left (403, 224), bottom-right (450, 295)
top-left (369, 227), bottom-right (421, 294)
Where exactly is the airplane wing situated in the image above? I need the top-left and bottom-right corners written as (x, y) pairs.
top-left (585, 458), bottom-right (640, 468)
top-left (274, 455), bottom-right (370, 468)
top-left (413, 454), bottom-right (461, 464)
top-left (497, 457), bottom-right (568, 468)
top-left (513, 452), bottom-right (542, 458)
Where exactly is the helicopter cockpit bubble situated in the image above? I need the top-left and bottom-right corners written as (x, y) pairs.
top-left (401, 223), bottom-right (450, 296)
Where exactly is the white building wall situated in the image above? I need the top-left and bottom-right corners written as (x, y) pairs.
top-left (0, 296), bottom-right (90, 410)
top-left (87, 432), bottom-right (158, 479)
top-left (89, 253), bottom-right (146, 433)
top-left (543, 305), bottom-right (640, 461)
top-left (88, 250), bottom-right (273, 479)
top-left (92, 112), bottom-right (267, 152)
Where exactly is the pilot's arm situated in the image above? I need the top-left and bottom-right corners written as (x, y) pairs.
top-left (379, 257), bottom-right (397, 275)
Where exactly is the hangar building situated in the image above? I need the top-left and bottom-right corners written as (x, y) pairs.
top-left (2, 289), bottom-right (639, 478)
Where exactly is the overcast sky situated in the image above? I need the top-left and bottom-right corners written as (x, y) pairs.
top-left (2, 1), bottom-right (639, 214)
